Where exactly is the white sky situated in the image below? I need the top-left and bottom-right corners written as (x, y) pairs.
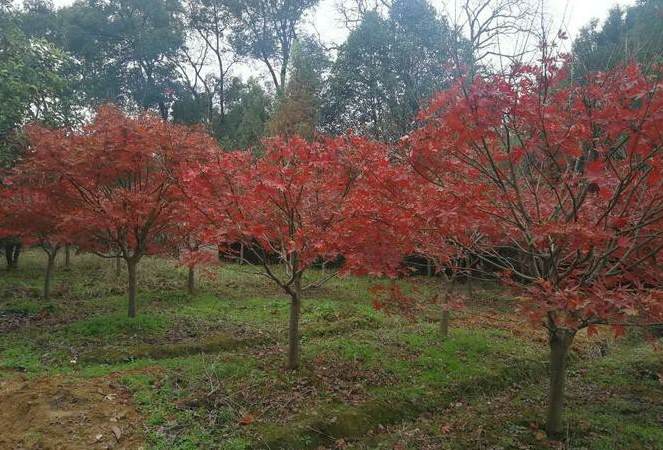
top-left (309, 1), bottom-right (637, 51)
top-left (47, 0), bottom-right (636, 44)
top-left (45, 0), bottom-right (636, 82)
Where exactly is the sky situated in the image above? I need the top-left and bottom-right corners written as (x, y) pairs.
top-left (307, 0), bottom-right (637, 53)
top-left (544, 0), bottom-right (635, 36)
top-left (47, 0), bottom-right (637, 44)
top-left (45, 0), bottom-right (636, 80)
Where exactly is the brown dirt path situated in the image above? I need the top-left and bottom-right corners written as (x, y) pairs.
top-left (0, 374), bottom-right (144, 450)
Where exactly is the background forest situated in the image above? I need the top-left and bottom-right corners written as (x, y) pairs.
top-left (3, 0), bottom-right (662, 163)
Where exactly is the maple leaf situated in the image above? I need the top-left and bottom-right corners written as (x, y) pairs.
top-left (585, 160), bottom-right (604, 182)
top-left (238, 414), bottom-right (255, 426)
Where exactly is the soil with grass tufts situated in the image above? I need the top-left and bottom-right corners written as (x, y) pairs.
top-left (0, 374), bottom-right (144, 449)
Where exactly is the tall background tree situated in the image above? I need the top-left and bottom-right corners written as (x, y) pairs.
top-left (321, 0), bottom-right (459, 141)
top-left (573, 0), bottom-right (663, 78)
top-left (267, 36), bottom-right (329, 139)
top-left (0, 1), bottom-right (78, 167)
top-left (173, 0), bottom-right (238, 127)
top-left (17, 0), bottom-right (185, 119)
top-left (448, 0), bottom-right (538, 74)
top-left (215, 77), bottom-right (271, 149)
top-left (230, 0), bottom-right (319, 93)
top-left (1, 0), bottom-right (81, 269)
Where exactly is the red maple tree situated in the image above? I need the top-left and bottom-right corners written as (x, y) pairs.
top-left (341, 148), bottom-right (486, 336)
top-left (23, 105), bottom-right (216, 317)
top-left (0, 177), bottom-right (73, 299)
top-left (409, 57), bottom-right (663, 435)
top-left (185, 135), bottom-right (384, 369)
top-left (166, 200), bottom-right (218, 295)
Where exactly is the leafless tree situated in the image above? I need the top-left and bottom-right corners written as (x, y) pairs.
top-left (174, 0), bottom-right (240, 123)
top-left (446, 0), bottom-right (540, 73)
top-left (231, 0), bottom-right (319, 92)
top-left (334, 0), bottom-right (392, 30)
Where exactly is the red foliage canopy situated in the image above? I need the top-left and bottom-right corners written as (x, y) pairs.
top-left (409, 60), bottom-right (663, 333)
top-left (185, 135), bottom-right (386, 286)
top-left (22, 105), bottom-right (216, 263)
top-left (0, 177), bottom-right (72, 252)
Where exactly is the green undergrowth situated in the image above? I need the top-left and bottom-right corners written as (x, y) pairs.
top-left (0, 250), bottom-right (660, 449)
top-left (250, 325), bottom-right (542, 447)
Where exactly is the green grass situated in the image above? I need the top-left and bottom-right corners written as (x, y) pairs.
top-left (65, 313), bottom-right (171, 337)
top-left (0, 298), bottom-right (55, 315)
top-left (0, 340), bottom-right (45, 373)
top-left (0, 250), bottom-right (660, 449)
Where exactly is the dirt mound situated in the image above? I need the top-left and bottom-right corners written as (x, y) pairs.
top-left (0, 375), bottom-right (144, 449)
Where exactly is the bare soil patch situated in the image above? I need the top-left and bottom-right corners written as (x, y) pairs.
top-left (0, 374), bottom-right (144, 450)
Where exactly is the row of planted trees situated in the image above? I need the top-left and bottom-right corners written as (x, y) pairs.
top-left (1, 56), bottom-right (663, 438)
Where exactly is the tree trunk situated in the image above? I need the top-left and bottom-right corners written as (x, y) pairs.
top-left (158, 101), bottom-right (168, 121)
top-left (64, 245), bottom-right (71, 269)
top-left (440, 308), bottom-right (450, 338)
top-left (187, 266), bottom-right (195, 294)
top-left (13, 243), bottom-right (20, 269)
top-left (115, 256), bottom-right (122, 277)
top-left (440, 282), bottom-right (452, 339)
top-left (5, 245), bottom-right (12, 270)
top-left (5, 242), bottom-right (20, 270)
top-left (287, 276), bottom-right (302, 370)
top-left (127, 259), bottom-right (137, 318)
top-left (43, 251), bottom-right (57, 300)
top-left (546, 328), bottom-right (575, 437)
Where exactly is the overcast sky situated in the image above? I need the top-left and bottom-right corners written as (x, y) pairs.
top-left (48, 0), bottom-right (636, 44)
top-left (45, 0), bottom-right (636, 81)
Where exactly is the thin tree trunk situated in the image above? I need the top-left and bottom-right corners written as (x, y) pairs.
top-left (287, 276), bottom-right (302, 370)
top-left (115, 256), bottom-right (122, 277)
top-left (127, 259), bottom-right (137, 318)
top-left (440, 279), bottom-right (453, 339)
top-left (6, 243), bottom-right (20, 270)
top-left (13, 243), bottom-right (20, 269)
top-left (546, 328), bottom-right (575, 437)
top-left (463, 257), bottom-right (474, 298)
top-left (44, 251), bottom-right (57, 300)
top-left (187, 266), bottom-right (195, 294)
top-left (64, 245), bottom-right (71, 269)
top-left (158, 101), bottom-right (168, 121)
top-left (5, 244), bottom-right (12, 270)
top-left (440, 301), bottom-right (450, 338)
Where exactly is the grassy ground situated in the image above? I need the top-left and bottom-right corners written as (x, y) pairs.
top-left (0, 250), bottom-right (661, 449)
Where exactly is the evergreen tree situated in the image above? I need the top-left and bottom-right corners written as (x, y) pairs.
top-left (320, 0), bottom-right (459, 141)
top-left (267, 37), bottom-right (329, 139)
top-left (573, 0), bottom-right (663, 77)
